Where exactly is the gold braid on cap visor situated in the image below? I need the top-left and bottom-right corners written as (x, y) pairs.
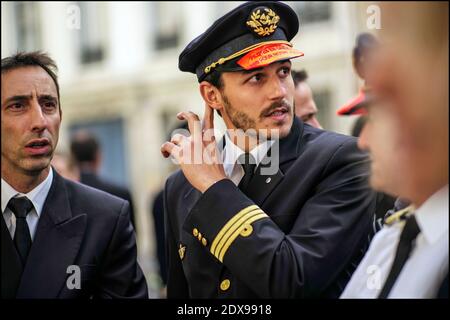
top-left (203, 40), bottom-right (292, 75)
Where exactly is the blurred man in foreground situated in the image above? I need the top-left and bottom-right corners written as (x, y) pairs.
top-left (341, 2), bottom-right (448, 298)
top-left (337, 32), bottom-right (397, 231)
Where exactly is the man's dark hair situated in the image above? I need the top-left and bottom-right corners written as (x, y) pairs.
top-left (353, 33), bottom-right (379, 78)
top-left (1, 51), bottom-right (61, 102)
top-left (203, 70), bottom-right (224, 90)
top-left (70, 131), bottom-right (100, 164)
top-left (353, 33), bottom-right (378, 63)
top-left (291, 69), bottom-right (308, 88)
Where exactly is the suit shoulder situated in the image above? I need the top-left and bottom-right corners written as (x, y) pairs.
top-left (63, 178), bottom-right (129, 217)
top-left (303, 124), bottom-right (357, 149)
top-left (85, 174), bottom-right (132, 201)
top-left (301, 125), bottom-right (361, 158)
top-left (99, 177), bottom-right (131, 198)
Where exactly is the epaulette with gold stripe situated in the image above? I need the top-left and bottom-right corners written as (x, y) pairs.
top-left (210, 205), bottom-right (268, 262)
top-left (384, 205), bottom-right (415, 226)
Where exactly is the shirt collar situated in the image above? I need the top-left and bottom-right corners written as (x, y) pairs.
top-left (415, 184), bottom-right (449, 245)
top-left (1, 167), bottom-right (54, 217)
top-left (222, 131), bottom-right (274, 175)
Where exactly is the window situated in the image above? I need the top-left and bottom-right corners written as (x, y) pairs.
top-left (291, 2), bottom-right (332, 25)
top-left (153, 2), bottom-right (181, 50)
top-left (78, 2), bottom-right (106, 64)
top-left (13, 2), bottom-right (42, 51)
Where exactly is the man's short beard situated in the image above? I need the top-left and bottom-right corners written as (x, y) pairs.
top-left (222, 93), bottom-right (256, 132)
top-left (221, 93), bottom-right (294, 140)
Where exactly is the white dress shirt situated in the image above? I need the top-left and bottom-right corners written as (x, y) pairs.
top-left (1, 167), bottom-right (54, 241)
top-left (341, 185), bottom-right (449, 298)
top-left (222, 132), bottom-right (274, 186)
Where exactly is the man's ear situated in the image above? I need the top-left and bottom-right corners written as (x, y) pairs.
top-left (199, 81), bottom-right (223, 112)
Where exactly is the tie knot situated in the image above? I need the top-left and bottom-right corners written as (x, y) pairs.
top-left (237, 153), bottom-right (256, 175)
top-left (7, 197), bottom-right (34, 219)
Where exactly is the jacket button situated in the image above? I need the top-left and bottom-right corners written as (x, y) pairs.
top-left (220, 279), bottom-right (231, 291)
top-left (193, 228), bottom-right (199, 237)
top-left (202, 238), bottom-right (208, 246)
top-left (197, 233), bottom-right (202, 241)
top-left (240, 224), bottom-right (253, 237)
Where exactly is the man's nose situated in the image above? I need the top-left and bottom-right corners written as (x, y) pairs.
top-left (29, 100), bottom-right (47, 132)
top-left (268, 77), bottom-right (287, 101)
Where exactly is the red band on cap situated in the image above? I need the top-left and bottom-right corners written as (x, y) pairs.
top-left (237, 43), bottom-right (304, 70)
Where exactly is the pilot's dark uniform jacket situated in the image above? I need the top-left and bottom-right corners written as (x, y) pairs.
top-left (164, 1), bottom-right (377, 298)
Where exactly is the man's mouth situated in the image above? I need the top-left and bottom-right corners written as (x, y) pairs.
top-left (26, 139), bottom-right (50, 148)
top-left (263, 106), bottom-right (290, 120)
top-left (266, 107), bottom-right (288, 116)
top-left (24, 139), bottom-right (51, 155)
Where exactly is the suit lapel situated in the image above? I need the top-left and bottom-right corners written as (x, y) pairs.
top-left (16, 170), bottom-right (87, 298)
top-left (245, 159), bottom-right (284, 207)
top-left (1, 216), bottom-right (23, 298)
top-left (245, 117), bottom-right (304, 207)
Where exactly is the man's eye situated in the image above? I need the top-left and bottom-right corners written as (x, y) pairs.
top-left (248, 74), bottom-right (263, 83)
top-left (279, 67), bottom-right (290, 77)
top-left (43, 101), bottom-right (56, 108)
top-left (41, 100), bottom-right (58, 112)
top-left (8, 103), bottom-right (25, 111)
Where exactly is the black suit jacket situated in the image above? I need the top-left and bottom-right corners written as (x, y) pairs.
top-left (151, 190), bottom-right (167, 285)
top-left (1, 169), bottom-right (148, 299)
top-left (79, 172), bottom-right (136, 228)
top-left (164, 118), bottom-right (377, 298)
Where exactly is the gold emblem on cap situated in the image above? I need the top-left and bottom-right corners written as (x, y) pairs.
top-left (246, 7), bottom-right (280, 37)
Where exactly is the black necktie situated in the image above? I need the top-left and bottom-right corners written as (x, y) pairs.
top-left (237, 153), bottom-right (256, 195)
top-left (378, 215), bottom-right (421, 298)
top-left (7, 197), bottom-right (34, 266)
